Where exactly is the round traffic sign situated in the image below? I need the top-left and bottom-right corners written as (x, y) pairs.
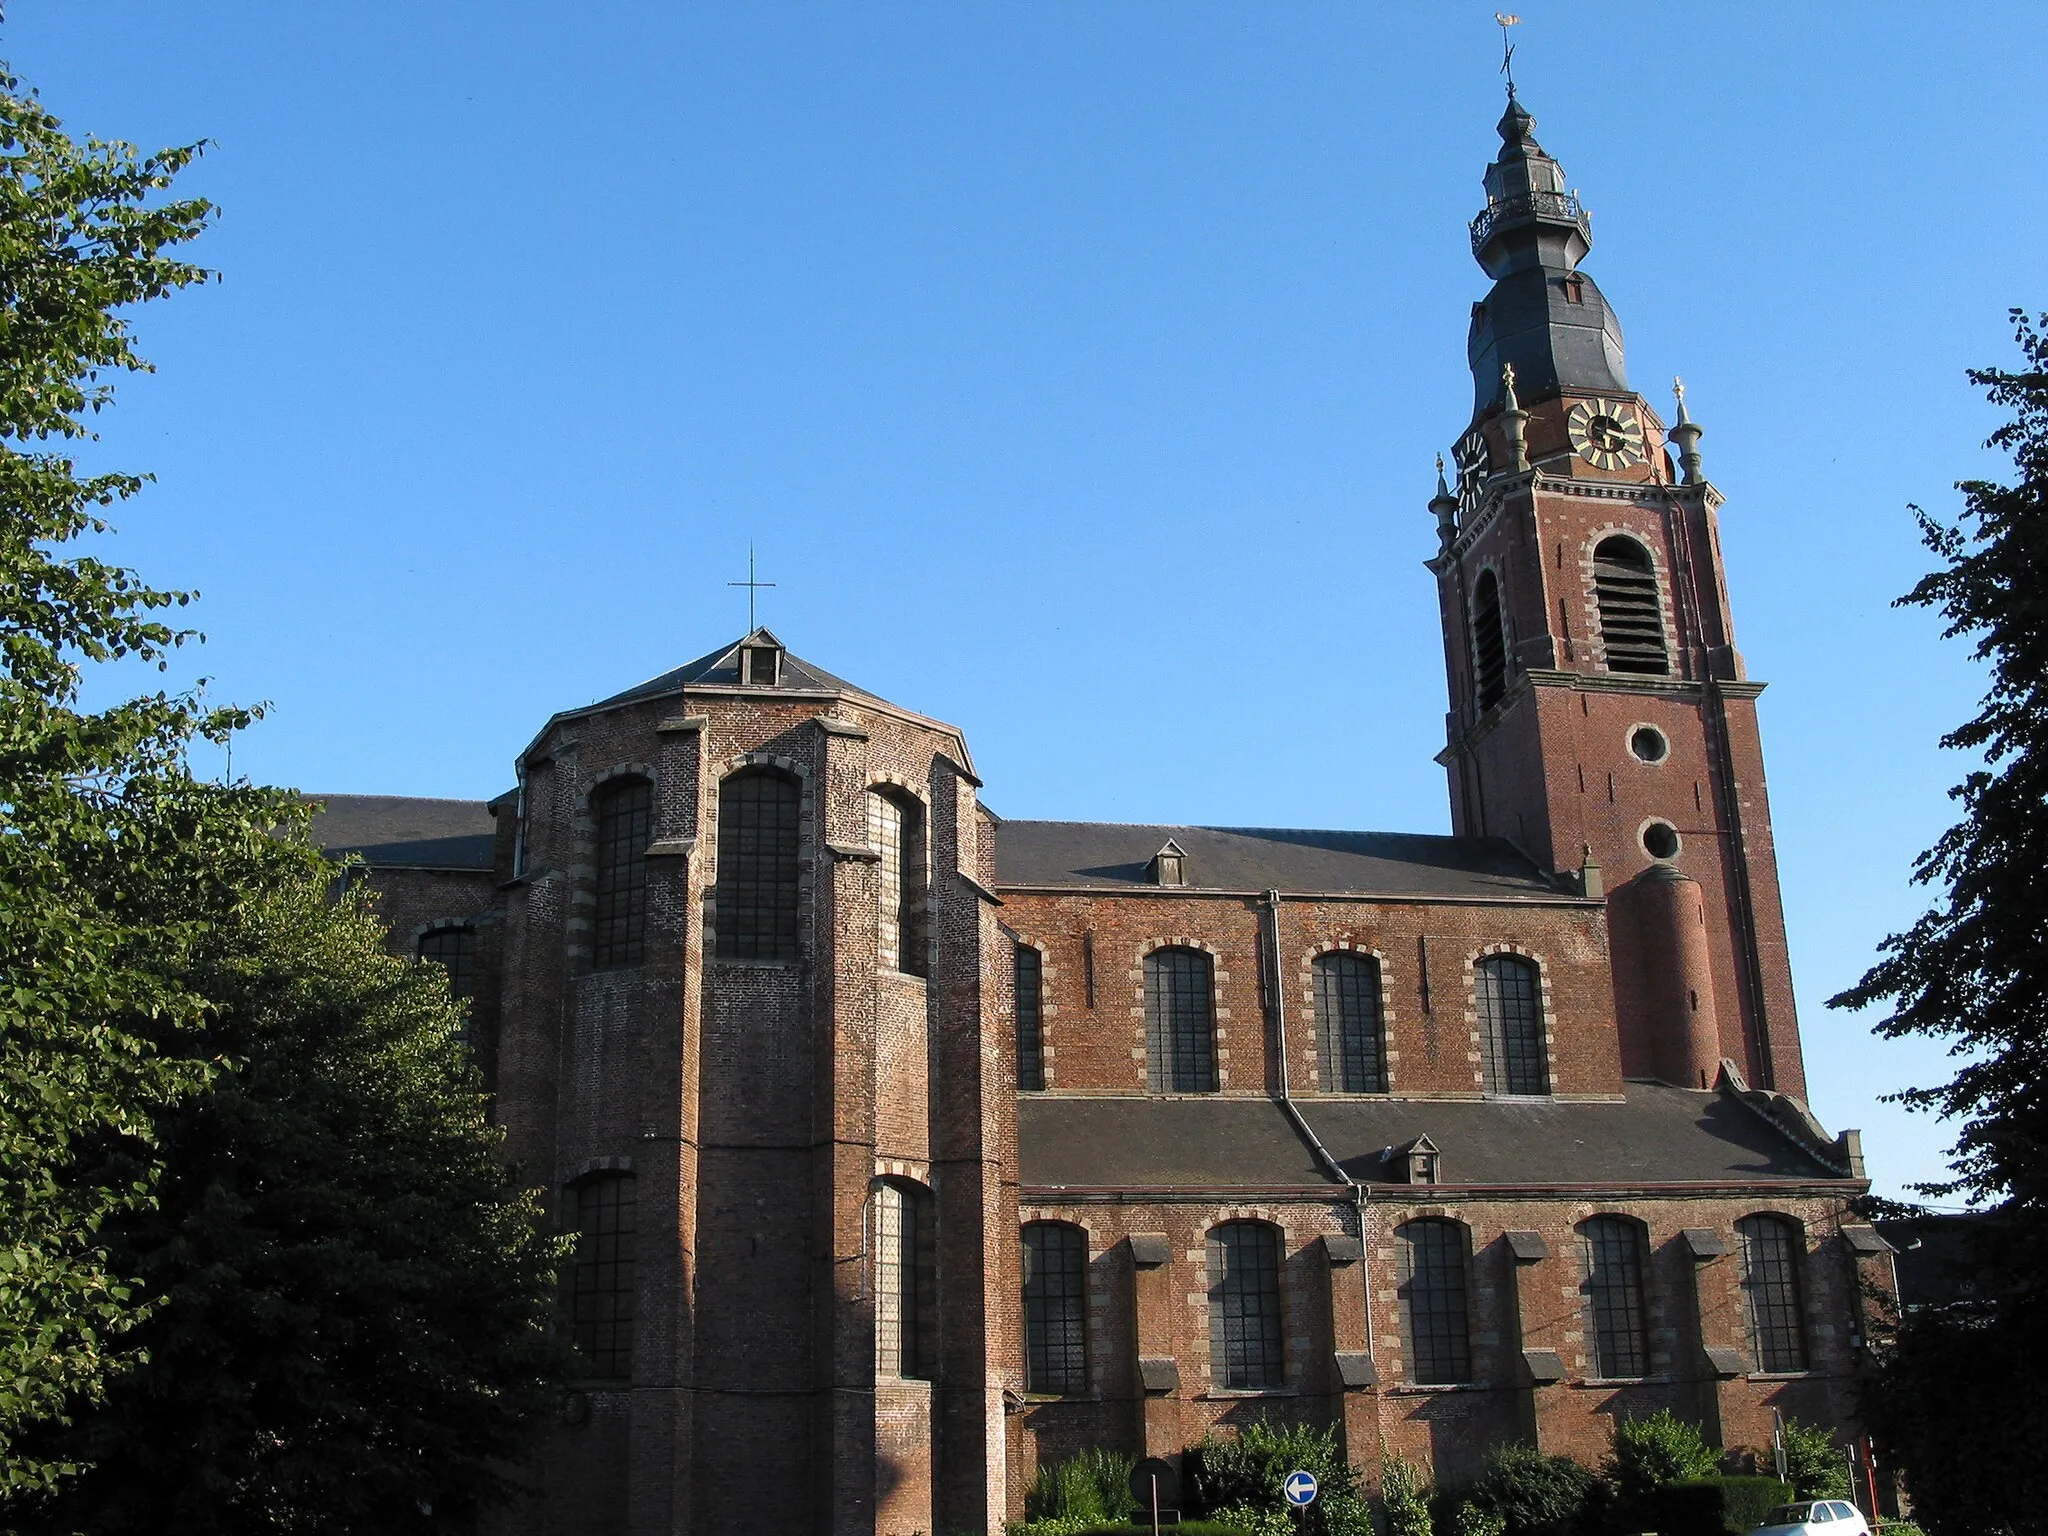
top-left (1283, 1470), bottom-right (1318, 1507)
top-left (1129, 1456), bottom-right (1180, 1511)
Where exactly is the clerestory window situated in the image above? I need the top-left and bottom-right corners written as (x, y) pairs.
top-left (716, 769), bottom-right (801, 961)
top-left (1313, 951), bottom-right (1387, 1093)
top-left (1476, 953), bottom-right (1548, 1095)
top-left (1144, 947), bottom-right (1217, 1093)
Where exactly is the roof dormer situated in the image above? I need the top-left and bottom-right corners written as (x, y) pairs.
top-left (738, 628), bottom-right (784, 688)
top-left (1150, 839), bottom-right (1188, 887)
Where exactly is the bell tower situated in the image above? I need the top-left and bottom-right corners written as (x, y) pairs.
top-left (1427, 90), bottom-right (1806, 1097)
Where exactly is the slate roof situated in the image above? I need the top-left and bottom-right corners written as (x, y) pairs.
top-left (995, 821), bottom-right (1571, 901)
top-left (308, 794), bottom-right (497, 870)
top-left (595, 631), bottom-right (892, 710)
top-left (1017, 1083), bottom-right (1847, 1191)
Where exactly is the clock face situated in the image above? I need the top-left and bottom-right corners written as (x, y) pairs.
top-left (1567, 399), bottom-right (1646, 471)
top-left (1453, 429), bottom-right (1489, 516)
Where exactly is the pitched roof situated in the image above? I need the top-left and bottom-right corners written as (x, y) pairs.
top-left (594, 632), bottom-right (893, 710)
top-left (995, 821), bottom-right (1572, 901)
top-left (1017, 1082), bottom-right (1848, 1192)
top-left (308, 794), bottom-right (497, 870)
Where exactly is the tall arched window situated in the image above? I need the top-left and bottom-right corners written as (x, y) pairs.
top-left (1144, 947), bottom-right (1217, 1094)
top-left (592, 778), bottom-right (652, 968)
top-left (868, 787), bottom-right (927, 976)
top-left (1472, 568), bottom-right (1508, 712)
top-left (1579, 1216), bottom-right (1651, 1379)
top-left (418, 925), bottom-right (477, 1000)
top-left (568, 1174), bottom-right (636, 1379)
top-left (716, 769), bottom-right (801, 961)
top-left (1736, 1214), bottom-right (1808, 1373)
top-left (1397, 1218), bottom-right (1472, 1385)
top-left (1314, 951), bottom-right (1386, 1093)
top-left (1476, 954), bottom-right (1547, 1095)
top-left (1207, 1221), bottom-right (1283, 1391)
top-left (872, 1179), bottom-right (936, 1380)
top-left (1022, 1221), bottom-right (1087, 1395)
top-left (1593, 536), bottom-right (1669, 676)
top-left (1015, 943), bottom-right (1046, 1092)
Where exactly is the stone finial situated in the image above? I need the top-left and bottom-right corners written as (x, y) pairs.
top-left (1430, 453), bottom-right (1459, 546)
top-left (1501, 363), bottom-right (1530, 472)
top-left (1671, 376), bottom-right (1706, 486)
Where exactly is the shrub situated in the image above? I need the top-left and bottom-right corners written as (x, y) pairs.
top-left (1448, 1500), bottom-right (1507, 1536)
top-left (1608, 1410), bottom-right (1721, 1502)
top-left (1777, 1417), bottom-right (1851, 1501)
top-left (1469, 1443), bottom-right (1596, 1535)
top-left (1381, 1453), bottom-right (1433, 1536)
top-left (1188, 1419), bottom-right (1361, 1536)
top-left (1028, 1448), bottom-right (1139, 1526)
top-left (1716, 1477), bottom-right (1796, 1534)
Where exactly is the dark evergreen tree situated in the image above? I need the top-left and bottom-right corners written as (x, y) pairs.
top-left (1832, 310), bottom-right (2048, 1536)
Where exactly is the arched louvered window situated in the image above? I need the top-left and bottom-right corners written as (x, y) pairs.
top-left (1472, 568), bottom-right (1508, 712)
top-left (1022, 1222), bottom-right (1088, 1394)
top-left (1207, 1221), bottom-right (1283, 1390)
top-left (1015, 943), bottom-right (1046, 1091)
top-left (568, 1174), bottom-right (636, 1379)
top-left (868, 787), bottom-right (927, 976)
top-left (1397, 1218), bottom-right (1472, 1385)
top-left (873, 1179), bottom-right (937, 1380)
top-left (418, 925), bottom-right (477, 1000)
top-left (592, 778), bottom-right (653, 968)
top-left (1144, 947), bottom-right (1217, 1093)
top-left (716, 769), bottom-right (801, 961)
top-left (1314, 951), bottom-right (1386, 1093)
top-left (1476, 954), bottom-right (1547, 1095)
top-left (1736, 1215), bottom-right (1808, 1373)
top-left (1593, 536), bottom-right (1669, 675)
top-left (1579, 1216), bottom-right (1651, 1379)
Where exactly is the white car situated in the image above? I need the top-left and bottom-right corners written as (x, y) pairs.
top-left (1751, 1502), bottom-right (1870, 1536)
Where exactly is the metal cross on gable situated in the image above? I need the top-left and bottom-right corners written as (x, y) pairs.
top-left (726, 544), bottom-right (776, 632)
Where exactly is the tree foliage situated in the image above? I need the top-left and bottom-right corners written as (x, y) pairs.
top-left (1830, 311), bottom-right (2048, 1536)
top-left (1605, 1409), bottom-right (1718, 1503)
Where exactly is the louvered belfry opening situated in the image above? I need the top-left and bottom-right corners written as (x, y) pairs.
top-left (1472, 569), bottom-right (1508, 712)
top-left (1593, 536), bottom-right (1669, 675)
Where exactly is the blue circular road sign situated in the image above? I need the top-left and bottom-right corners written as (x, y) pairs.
top-left (1283, 1470), bottom-right (1318, 1508)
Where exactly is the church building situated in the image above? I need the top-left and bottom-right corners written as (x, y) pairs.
top-left (313, 88), bottom-right (1891, 1536)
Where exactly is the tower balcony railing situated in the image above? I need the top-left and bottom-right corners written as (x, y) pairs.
top-left (1469, 190), bottom-right (1590, 255)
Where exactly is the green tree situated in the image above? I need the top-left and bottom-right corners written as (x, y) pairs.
top-left (1606, 1409), bottom-right (1718, 1503)
top-left (1468, 1443), bottom-right (1595, 1535)
top-left (1379, 1453), bottom-right (1433, 1536)
top-left (1777, 1417), bottom-right (1849, 1502)
top-left (1830, 311), bottom-right (2048, 1536)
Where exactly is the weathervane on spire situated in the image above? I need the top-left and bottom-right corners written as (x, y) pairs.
top-left (1496, 12), bottom-right (1521, 94)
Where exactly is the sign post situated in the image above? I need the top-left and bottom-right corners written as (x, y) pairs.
top-left (1129, 1457), bottom-right (1180, 1536)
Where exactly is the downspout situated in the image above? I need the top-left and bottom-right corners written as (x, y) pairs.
top-left (1259, 890), bottom-right (1377, 1364)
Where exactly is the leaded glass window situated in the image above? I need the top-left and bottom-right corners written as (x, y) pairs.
top-left (1314, 951), bottom-right (1386, 1092)
top-left (716, 769), bottom-right (800, 961)
top-left (1015, 943), bottom-right (1046, 1091)
top-left (1398, 1218), bottom-right (1472, 1385)
top-left (1580, 1216), bottom-right (1651, 1379)
top-left (1144, 947), bottom-right (1216, 1094)
top-left (1476, 954), bottom-right (1547, 1095)
top-left (868, 788), bottom-right (927, 976)
top-left (569, 1174), bottom-right (636, 1378)
top-left (419, 925), bottom-right (476, 1000)
top-left (1023, 1222), bottom-right (1087, 1394)
top-left (1737, 1215), bottom-right (1808, 1373)
top-left (1207, 1221), bottom-right (1283, 1390)
top-left (873, 1179), bottom-right (936, 1380)
top-left (592, 778), bottom-right (652, 968)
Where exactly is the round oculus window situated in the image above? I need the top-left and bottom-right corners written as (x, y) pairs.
top-left (1630, 726), bottom-right (1669, 764)
top-left (1642, 821), bottom-right (1681, 860)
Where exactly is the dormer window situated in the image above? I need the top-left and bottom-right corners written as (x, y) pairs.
top-left (1150, 839), bottom-right (1187, 887)
top-left (739, 633), bottom-right (783, 687)
top-left (1396, 1135), bottom-right (1441, 1185)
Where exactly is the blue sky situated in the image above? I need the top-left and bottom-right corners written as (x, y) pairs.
top-left (12, 3), bottom-right (2046, 1201)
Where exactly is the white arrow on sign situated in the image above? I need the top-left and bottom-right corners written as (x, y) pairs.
top-left (1283, 1470), bottom-right (1318, 1507)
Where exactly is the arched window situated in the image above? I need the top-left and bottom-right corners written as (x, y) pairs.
top-left (1736, 1215), bottom-right (1808, 1373)
top-left (1476, 954), bottom-right (1547, 1095)
top-left (716, 769), bottom-right (801, 961)
top-left (592, 778), bottom-right (652, 968)
top-left (1015, 943), bottom-right (1046, 1092)
top-left (1314, 951), bottom-right (1386, 1093)
top-left (1472, 568), bottom-right (1508, 712)
top-left (1593, 536), bottom-right (1669, 676)
top-left (868, 787), bottom-right (927, 976)
top-left (1397, 1218), bottom-right (1472, 1385)
top-left (1144, 947), bottom-right (1217, 1094)
top-left (1022, 1222), bottom-right (1087, 1394)
top-left (1579, 1216), bottom-right (1651, 1379)
top-left (568, 1174), bottom-right (636, 1379)
top-left (1207, 1221), bottom-right (1283, 1390)
top-left (418, 925), bottom-right (476, 1000)
top-left (872, 1179), bottom-right (936, 1380)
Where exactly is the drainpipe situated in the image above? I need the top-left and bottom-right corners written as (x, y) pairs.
top-left (1259, 890), bottom-right (1377, 1363)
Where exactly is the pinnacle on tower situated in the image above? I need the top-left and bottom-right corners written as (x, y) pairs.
top-left (1671, 377), bottom-right (1707, 485)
